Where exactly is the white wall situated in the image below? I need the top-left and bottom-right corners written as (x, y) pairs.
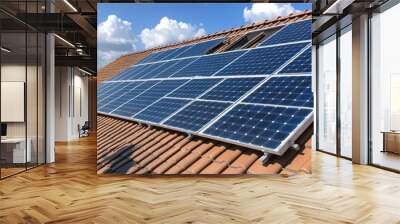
top-left (55, 67), bottom-right (89, 141)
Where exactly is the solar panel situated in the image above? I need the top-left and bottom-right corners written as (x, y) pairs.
top-left (135, 98), bottom-right (191, 123)
top-left (133, 62), bottom-right (170, 79)
top-left (177, 38), bottom-right (224, 58)
top-left (167, 78), bottom-right (222, 99)
top-left (162, 45), bottom-right (193, 60)
top-left (259, 20), bottom-right (311, 46)
top-left (109, 66), bottom-right (140, 81)
top-left (154, 57), bottom-right (198, 78)
top-left (203, 104), bottom-right (312, 153)
top-left (244, 76), bottom-right (313, 108)
top-left (279, 47), bottom-right (311, 74)
top-left (163, 100), bottom-right (231, 132)
top-left (146, 60), bottom-right (181, 78)
top-left (137, 61), bottom-right (171, 80)
top-left (112, 80), bottom-right (188, 117)
top-left (98, 82), bottom-right (143, 112)
top-left (137, 52), bottom-right (159, 64)
top-left (98, 82), bottom-right (127, 102)
top-left (99, 19), bottom-right (312, 156)
top-left (201, 77), bottom-right (264, 102)
top-left (150, 48), bottom-right (180, 62)
top-left (215, 43), bottom-right (308, 76)
top-left (97, 82), bottom-right (114, 95)
top-left (113, 63), bottom-right (159, 81)
top-left (99, 80), bottom-right (159, 113)
top-left (172, 51), bottom-right (245, 77)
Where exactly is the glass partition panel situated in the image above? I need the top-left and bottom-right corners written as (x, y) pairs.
top-left (339, 26), bottom-right (352, 158)
top-left (317, 35), bottom-right (337, 154)
top-left (1, 31), bottom-right (27, 177)
top-left (27, 31), bottom-right (38, 169)
top-left (38, 32), bottom-right (45, 165)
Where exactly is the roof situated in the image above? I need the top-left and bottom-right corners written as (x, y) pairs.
top-left (97, 115), bottom-right (312, 175)
top-left (97, 11), bottom-right (313, 175)
top-left (97, 10), bottom-right (311, 83)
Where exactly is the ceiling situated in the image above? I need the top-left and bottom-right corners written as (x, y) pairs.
top-left (0, 0), bottom-right (98, 74)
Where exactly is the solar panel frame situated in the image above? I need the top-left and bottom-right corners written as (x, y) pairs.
top-left (172, 50), bottom-right (247, 77)
top-left (278, 47), bottom-right (312, 75)
top-left (176, 38), bottom-right (224, 58)
top-left (153, 57), bottom-right (199, 78)
top-left (162, 100), bottom-right (232, 132)
top-left (214, 42), bottom-right (309, 76)
top-left (98, 80), bottom-right (158, 113)
top-left (200, 77), bottom-right (265, 102)
top-left (134, 98), bottom-right (192, 123)
top-left (259, 19), bottom-right (312, 47)
top-left (243, 76), bottom-right (313, 108)
top-left (110, 79), bottom-right (189, 118)
top-left (200, 104), bottom-right (313, 155)
top-left (167, 78), bottom-right (223, 99)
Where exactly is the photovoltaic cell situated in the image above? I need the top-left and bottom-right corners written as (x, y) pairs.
top-left (148, 60), bottom-right (183, 78)
top-left (99, 81), bottom-right (141, 104)
top-left (134, 98), bottom-right (191, 123)
top-left (259, 20), bottom-right (311, 46)
top-left (98, 81), bottom-right (143, 113)
top-left (134, 62), bottom-right (169, 79)
top-left (97, 82), bottom-right (114, 95)
top-left (177, 38), bottom-right (224, 58)
top-left (201, 77), bottom-right (264, 102)
top-left (167, 78), bottom-right (222, 99)
top-left (136, 52), bottom-right (159, 64)
top-left (150, 48), bottom-right (180, 62)
top-left (204, 104), bottom-right (312, 150)
top-left (98, 82), bottom-right (128, 102)
top-left (279, 47), bottom-right (311, 74)
top-left (114, 63), bottom-right (159, 81)
top-left (154, 57), bottom-right (198, 78)
top-left (99, 80), bottom-right (160, 113)
top-left (215, 43), bottom-right (307, 76)
top-left (244, 76), bottom-right (313, 108)
top-left (172, 51), bottom-right (245, 77)
top-left (138, 61), bottom-right (171, 79)
top-left (162, 45), bottom-right (193, 60)
top-left (112, 79), bottom-right (188, 117)
top-left (164, 100), bottom-right (231, 132)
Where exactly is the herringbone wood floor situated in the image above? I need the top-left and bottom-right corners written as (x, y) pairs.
top-left (1, 135), bottom-right (400, 224)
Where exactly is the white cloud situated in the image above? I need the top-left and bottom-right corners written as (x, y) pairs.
top-left (243, 3), bottom-right (299, 23)
top-left (140, 17), bottom-right (206, 49)
top-left (97, 15), bottom-right (136, 68)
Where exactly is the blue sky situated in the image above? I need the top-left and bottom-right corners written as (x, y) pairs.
top-left (97, 3), bottom-right (311, 68)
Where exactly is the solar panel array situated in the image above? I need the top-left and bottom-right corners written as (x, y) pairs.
top-left (98, 19), bottom-right (312, 155)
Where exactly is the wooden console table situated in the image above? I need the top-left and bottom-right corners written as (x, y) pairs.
top-left (381, 131), bottom-right (400, 154)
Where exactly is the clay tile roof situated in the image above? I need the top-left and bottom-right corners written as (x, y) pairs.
top-left (97, 11), bottom-right (313, 175)
top-left (97, 115), bottom-right (312, 175)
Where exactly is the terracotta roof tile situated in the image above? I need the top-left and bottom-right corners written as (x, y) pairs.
top-left (247, 160), bottom-right (282, 175)
top-left (97, 115), bottom-right (312, 175)
top-left (165, 143), bottom-right (214, 174)
top-left (182, 146), bottom-right (226, 174)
